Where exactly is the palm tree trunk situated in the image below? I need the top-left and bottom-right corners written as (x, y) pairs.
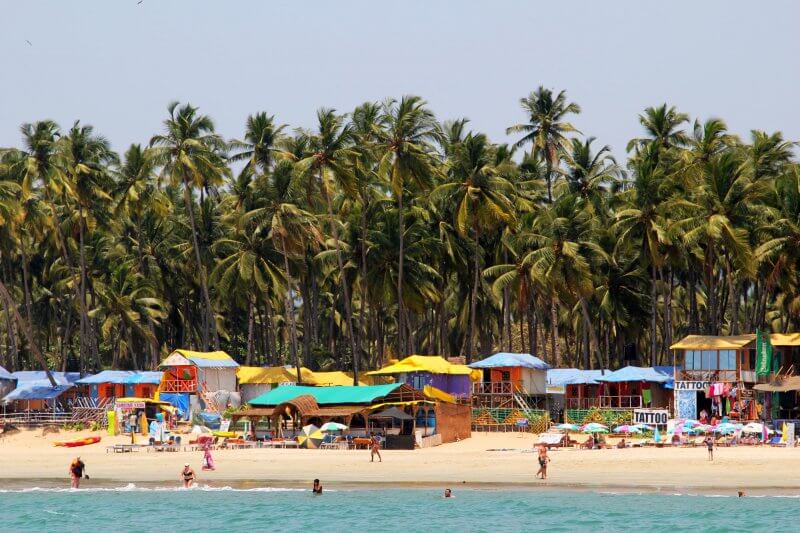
top-left (246, 298), bottom-right (255, 365)
top-left (664, 268), bottom-right (674, 354)
top-left (550, 297), bottom-right (560, 367)
top-left (579, 297), bottom-right (601, 367)
top-left (360, 198), bottom-right (369, 363)
top-left (182, 180), bottom-right (218, 350)
top-left (320, 172), bottom-right (360, 384)
top-left (466, 225), bottom-right (480, 363)
top-left (0, 280), bottom-right (56, 386)
top-left (280, 235), bottom-right (301, 383)
top-left (650, 265), bottom-right (657, 366)
top-left (397, 191), bottom-right (406, 358)
top-left (134, 218), bottom-right (160, 368)
top-left (78, 205), bottom-right (90, 375)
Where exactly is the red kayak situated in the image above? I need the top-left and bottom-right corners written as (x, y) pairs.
top-left (55, 436), bottom-right (101, 447)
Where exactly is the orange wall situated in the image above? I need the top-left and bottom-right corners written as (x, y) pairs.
top-left (489, 367), bottom-right (522, 384)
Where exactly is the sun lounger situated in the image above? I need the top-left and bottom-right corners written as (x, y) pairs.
top-left (535, 433), bottom-right (569, 448)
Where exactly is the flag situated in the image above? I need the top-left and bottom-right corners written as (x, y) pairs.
top-left (756, 329), bottom-right (773, 377)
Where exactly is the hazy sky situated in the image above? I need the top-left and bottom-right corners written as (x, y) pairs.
top-left (2, 1), bottom-right (798, 160)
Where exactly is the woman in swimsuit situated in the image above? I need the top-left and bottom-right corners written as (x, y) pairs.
top-left (369, 434), bottom-right (382, 463)
top-left (312, 479), bottom-right (323, 494)
top-left (181, 463), bottom-right (196, 488)
top-left (69, 457), bottom-right (85, 488)
top-left (536, 445), bottom-right (550, 479)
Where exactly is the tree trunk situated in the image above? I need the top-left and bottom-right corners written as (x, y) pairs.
top-left (359, 198), bottom-right (369, 364)
top-left (280, 235), bottom-right (301, 381)
top-left (579, 297), bottom-right (601, 368)
top-left (466, 225), bottom-right (480, 363)
top-left (78, 204), bottom-right (90, 376)
top-left (396, 190), bottom-right (406, 358)
top-left (182, 179), bottom-right (218, 350)
top-left (0, 280), bottom-right (56, 385)
top-left (246, 298), bottom-right (255, 365)
top-left (550, 297), bottom-right (560, 367)
top-left (320, 172), bottom-right (360, 384)
top-left (650, 265), bottom-right (657, 366)
top-left (664, 267), bottom-right (674, 355)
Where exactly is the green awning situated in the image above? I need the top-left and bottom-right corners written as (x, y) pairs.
top-left (249, 384), bottom-right (402, 407)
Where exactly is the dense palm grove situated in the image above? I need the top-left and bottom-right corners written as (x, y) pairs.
top-left (0, 88), bottom-right (798, 381)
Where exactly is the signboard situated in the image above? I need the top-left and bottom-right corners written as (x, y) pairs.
top-left (116, 401), bottom-right (145, 410)
top-left (546, 385), bottom-right (566, 395)
top-left (756, 329), bottom-right (773, 377)
top-left (676, 389), bottom-right (697, 420)
top-left (219, 420), bottom-right (231, 433)
top-left (633, 409), bottom-right (669, 425)
top-left (787, 423), bottom-right (796, 448)
top-left (674, 381), bottom-right (710, 391)
top-left (739, 389), bottom-right (754, 401)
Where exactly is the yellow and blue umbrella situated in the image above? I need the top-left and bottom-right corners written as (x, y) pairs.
top-left (296, 424), bottom-right (324, 449)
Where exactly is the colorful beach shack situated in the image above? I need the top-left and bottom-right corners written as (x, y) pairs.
top-left (75, 371), bottom-right (163, 404)
top-left (596, 366), bottom-right (673, 409)
top-left (2, 371), bottom-right (82, 423)
top-left (236, 366), bottom-right (315, 404)
top-left (237, 383), bottom-right (471, 448)
top-left (469, 352), bottom-right (550, 408)
top-left (0, 365), bottom-right (16, 401)
top-left (159, 349), bottom-right (239, 417)
top-left (366, 355), bottom-right (478, 399)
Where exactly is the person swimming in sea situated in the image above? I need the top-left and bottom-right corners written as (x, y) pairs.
top-left (69, 457), bottom-right (86, 488)
top-left (312, 479), bottom-right (323, 494)
top-left (444, 488), bottom-right (452, 498)
top-left (181, 463), bottom-right (196, 488)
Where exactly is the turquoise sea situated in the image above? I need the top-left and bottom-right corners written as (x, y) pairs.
top-left (1, 486), bottom-right (797, 532)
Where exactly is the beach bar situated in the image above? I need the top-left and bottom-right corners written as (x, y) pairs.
top-left (366, 355), bottom-right (478, 400)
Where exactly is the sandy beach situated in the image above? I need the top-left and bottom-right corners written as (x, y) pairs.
top-left (2, 429), bottom-right (799, 492)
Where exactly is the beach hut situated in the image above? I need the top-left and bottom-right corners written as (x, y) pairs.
top-left (238, 382), bottom-right (471, 447)
top-left (596, 366), bottom-right (672, 409)
top-left (236, 366), bottom-right (316, 404)
top-left (75, 371), bottom-right (163, 403)
top-left (3, 371), bottom-right (83, 422)
top-left (546, 369), bottom-right (606, 410)
top-left (469, 352), bottom-right (550, 394)
top-left (159, 350), bottom-right (239, 417)
top-left (366, 355), bottom-right (478, 399)
top-left (0, 366), bottom-right (16, 402)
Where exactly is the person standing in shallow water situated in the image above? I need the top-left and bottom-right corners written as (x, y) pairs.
top-left (705, 436), bottom-right (714, 461)
top-left (370, 434), bottom-right (382, 463)
top-left (312, 479), bottom-right (323, 494)
top-left (69, 457), bottom-right (85, 488)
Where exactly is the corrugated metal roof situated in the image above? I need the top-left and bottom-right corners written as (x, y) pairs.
top-left (0, 366), bottom-right (14, 380)
top-left (161, 350), bottom-right (239, 369)
top-left (469, 352), bottom-right (550, 370)
top-left (3, 384), bottom-right (73, 402)
top-left (597, 366), bottom-right (671, 383)
top-left (670, 335), bottom-right (756, 350)
top-left (547, 369), bottom-right (607, 386)
top-left (75, 370), bottom-right (163, 385)
top-left (249, 384), bottom-right (401, 407)
top-left (367, 355), bottom-right (475, 376)
top-left (11, 371), bottom-right (81, 385)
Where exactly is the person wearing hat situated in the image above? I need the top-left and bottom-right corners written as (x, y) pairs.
top-left (181, 463), bottom-right (196, 488)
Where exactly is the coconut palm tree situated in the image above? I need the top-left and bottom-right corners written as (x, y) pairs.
top-left (149, 102), bottom-right (229, 350)
top-left (374, 96), bottom-right (440, 358)
top-left (507, 87), bottom-right (581, 202)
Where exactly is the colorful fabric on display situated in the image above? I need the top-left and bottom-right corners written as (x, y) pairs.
top-left (642, 389), bottom-right (652, 405)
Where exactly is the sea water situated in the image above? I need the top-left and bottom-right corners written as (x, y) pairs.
top-left (1, 486), bottom-right (797, 532)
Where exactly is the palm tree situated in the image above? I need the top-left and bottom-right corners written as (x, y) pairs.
top-left (374, 96), bottom-right (440, 357)
top-left (296, 109), bottom-right (361, 383)
top-left (627, 104), bottom-right (689, 153)
top-left (56, 121), bottom-right (117, 374)
top-left (432, 133), bottom-right (516, 362)
top-left (229, 112), bottom-right (286, 182)
top-left (149, 102), bottom-right (230, 350)
top-left (507, 87), bottom-right (581, 202)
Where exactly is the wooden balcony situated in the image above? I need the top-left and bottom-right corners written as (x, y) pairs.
top-left (160, 379), bottom-right (198, 393)
top-left (566, 395), bottom-right (643, 409)
top-left (472, 382), bottom-right (513, 395)
top-left (677, 370), bottom-right (738, 383)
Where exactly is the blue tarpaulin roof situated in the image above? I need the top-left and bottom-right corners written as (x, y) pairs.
top-left (469, 352), bottom-right (550, 371)
top-left (3, 384), bottom-right (73, 402)
top-left (547, 369), bottom-right (607, 386)
top-left (0, 366), bottom-right (14, 380)
top-left (76, 370), bottom-right (163, 385)
top-left (597, 366), bottom-right (671, 383)
top-left (11, 371), bottom-right (80, 385)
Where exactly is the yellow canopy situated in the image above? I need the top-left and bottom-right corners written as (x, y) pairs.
top-left (423, 385), bottom-right (456, 404)
top-left (173, 349), bottom-right (234, 361)
top-left (237, 366), bottom-right (314, 385)
top-left (670, 335), bottom-right (755, 350)
top-left (768, 333), bottom-right (800, 347)
top-left (308, 371), bottom-right (366, 386)
top-left (367, 355), bottom-right (475, 377)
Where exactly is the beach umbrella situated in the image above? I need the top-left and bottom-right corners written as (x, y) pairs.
top-left (713, 423), bottom-right (738, 435)
top-left (581, 423), bottom-right (609, 433)
top-left (320, 422), bottom-right (348, 432)
top-left (296, 424), bottom-right (324, 449)
top-left (612, 425), bottom-right (642, 434)
top-left (631, 424), bottom-right (655, 432)
top-left (553, 423), bottom-right (580, 432)
top-left (741, 422), bottom-right (772, 435)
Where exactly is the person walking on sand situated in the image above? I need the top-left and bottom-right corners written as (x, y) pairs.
top-left (201, 443), bottom-right (215, 471)
top-left (181, 463), bottom-right (196, 488)
top-left (536, 445), bottom-right (550, 479)
top-left (369, 434), bottom-right (382, 463)
top-left (705, 436), bottom-right (714, 461)
top-left (69, 457), bottom-right (86, 488)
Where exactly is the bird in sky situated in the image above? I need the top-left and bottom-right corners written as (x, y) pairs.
top-left (25, 40), bottom-right (32, 46)
top-left (137, 0), bottom-right (143, 4)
